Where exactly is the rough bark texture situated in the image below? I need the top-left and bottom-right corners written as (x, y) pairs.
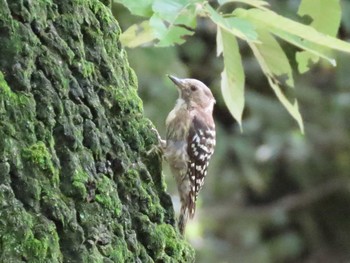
top-left (0, 0), bottom-right (194, 262)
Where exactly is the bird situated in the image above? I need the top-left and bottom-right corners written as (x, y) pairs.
top-left (162, 75), bottom-right (216, 234)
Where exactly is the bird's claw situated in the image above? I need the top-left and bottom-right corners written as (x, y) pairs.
top-left (147, 127), bottom-right (166, 156)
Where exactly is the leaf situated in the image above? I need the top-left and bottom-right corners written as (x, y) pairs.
top-left (273, 29), bottom-right (336, 67)
top-left (153, 0), bottom-right (194, 24)
top-left (120, 21), bottom-right (156, 48)
top-left (298, 0), bottom-right (340, 36)
top-left (157, 26), bottom-right (194, 46)
top-left (248, 29), bottom-right (304, 132)
top-left (147, 1), bottom-right (197, 47)
top-left (296, 0), bottom-right (341, 73)
top-left (149, 14), bottom-right (194, 46)
top-left (233, 8), bottom-right (350, 53)
top-left (217, 27), bottom-right (245, 128)
top-left (205, 4), bottom-right (258, 42)
top-left (114, 0), bottom-right (153, 17)
top-left (253, 29), bottom-right (294, 87)
top-left (218, 0), bottom-right (270, 10)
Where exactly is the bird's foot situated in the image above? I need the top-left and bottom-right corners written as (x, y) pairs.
top-left (147, 127), bottom-right (166, 156)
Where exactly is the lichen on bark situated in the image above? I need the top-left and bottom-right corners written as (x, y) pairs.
top-left (0, 0), bottom-right (194, 262)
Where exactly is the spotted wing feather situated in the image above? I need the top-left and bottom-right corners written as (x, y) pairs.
top-left (187, 116), bottom-right (215, 218)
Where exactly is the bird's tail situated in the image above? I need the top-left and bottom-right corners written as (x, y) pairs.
top-left (178, 204), bottom-right (189, 235)
top-left (178, 197), bottom-right (196, 234)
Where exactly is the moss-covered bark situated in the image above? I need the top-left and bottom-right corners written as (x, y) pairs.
top-left (0, 0), bottom-right (194, 262)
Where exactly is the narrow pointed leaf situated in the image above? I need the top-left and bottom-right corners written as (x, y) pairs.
top-left (248, 30), bottom-right (304, 132)
top-left (234, 8), bottom-right (350, 53)
top-left (273, 29), bottom-right (336, 67)
top-left (217, 27), bottom-right (245, 128)
top-left (253, 29), bottom-right (294, 87)
top-left (218, 0), bottom-right (270, 10)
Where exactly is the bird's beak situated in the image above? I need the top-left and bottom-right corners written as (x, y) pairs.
top-left (167, 75), bottom-right (184, 90)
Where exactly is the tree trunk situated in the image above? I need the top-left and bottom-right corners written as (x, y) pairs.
top-left (0, 0), bottom-right (194, 262)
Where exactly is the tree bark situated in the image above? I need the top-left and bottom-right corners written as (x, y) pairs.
top-left (0, 0), bottom-right (194, 262)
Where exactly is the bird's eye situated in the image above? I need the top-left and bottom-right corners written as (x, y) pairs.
top-left (190, 85), bottom-right (197, 91)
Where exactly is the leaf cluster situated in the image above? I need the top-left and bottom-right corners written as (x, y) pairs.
top-left (115, 0), bottom-right (350, 132)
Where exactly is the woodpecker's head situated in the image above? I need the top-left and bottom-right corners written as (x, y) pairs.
top-left (168, 75), bottom-right (215, 110)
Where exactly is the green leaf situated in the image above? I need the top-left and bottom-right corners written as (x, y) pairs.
top-left (296, 0), bottom-right (341, 73)
top-left (234, 8), bottom-right (350, 53)
top-left (298, 0), bottom-right (340, 36)
top-left (153, 0), bottom-right (194, 24)
top-left (248, 29), bottom-right (304, 132)
top-left (157, 26), bottom-right (194, 46)
top-left (273, 29), bottom-right (336, 67)
top-left (205, 4), bottom-right (258, 42)
top-left (114, 0), bottom-right (153, 17)
top-left (146, 1), bottom-right (198, 47)
top-left (217, 27), bottom-right (245, 128)
top-left (120, 21), bottom-right (156, 48)
top-left (150, 14), bottom-right (194, 46)
top-left (149, 14), bottom-right (168, 40)
top-left (218, 0), bottom-right (270, 10)
top-left (253, 29), bottom-right (294, 87)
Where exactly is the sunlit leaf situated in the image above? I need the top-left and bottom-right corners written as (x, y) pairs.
top-left (205, 4), bottom-right (258, 42)
top-left (217, 27), bottom-right (245, 128)
top-left (248, 30), bottom-right (304, 132)
top-left (153, 0), bottom-right (191, 23)
top-left (150, 14), bottom-right (194, 46)
top-left (254, 29), bottom-right (294, 87)
top-left (114, 0), bottom-right (153, 17)
top-left (233, 8), bottom-right (350, 53)
top-left (298, 0), bottom-right (340, 36)
top-left (120, 21), bottom-right (156, 48)
top-left (273, 29), bottom-right (336, 67)
top-left (218, 0), bottom-right (270, 10)
top-left (157, 26), bottom-right (194, 46)
top-left (296, 0), bottom-right (341, 73)
top-left (149, 14), bottom-right (168, 39)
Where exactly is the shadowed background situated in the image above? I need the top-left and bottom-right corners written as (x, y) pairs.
top-left (114, 1), bottom-right (350, 262)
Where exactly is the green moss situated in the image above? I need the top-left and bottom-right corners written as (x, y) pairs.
top-left (0, 186), bottom-right (62, 262)
top-left (95, 175), bottom-right (122, 217)
top-left (0, 71), bottom-right (17, 100)
top-left (82, 60), bottom-right (96, 78)
top-left (41, 190), bottom-right (74, 227)
top-left (22, 142), bottom-right (51, 169)
top-left (107, 239), bottom-right (134, 262)
top-left (24, 233), bottom-right (49, 259)
top-left (22, 217), bottom-right (62, 262)
top-left (135, 216), bottom-right (195, 262)
top-left (72, 168), bottom-right (89, 199)
top-left (22, 141), bottom-right (59, 185)
top-left (0, 0), bottom-right (194, 261)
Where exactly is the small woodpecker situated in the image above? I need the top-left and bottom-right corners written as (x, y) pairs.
top-left (163, 75), bottom-right (216, 234)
